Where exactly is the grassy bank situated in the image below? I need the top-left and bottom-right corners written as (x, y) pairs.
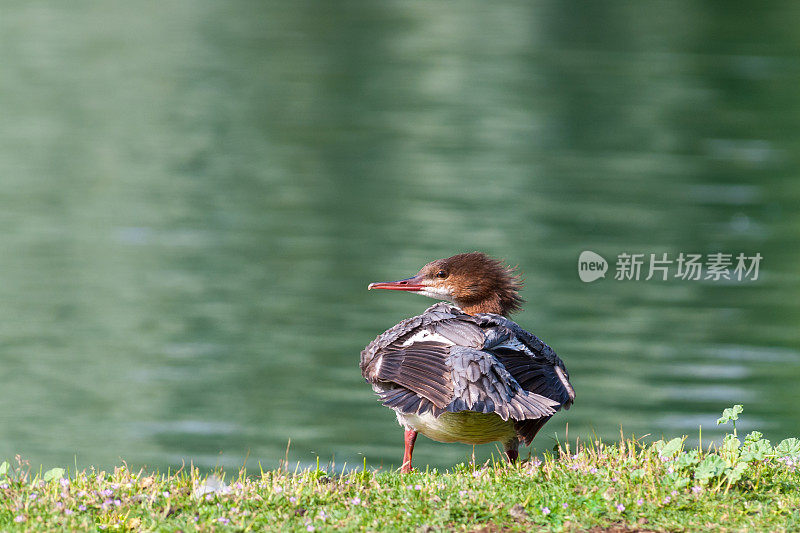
top-left (1, 407), bottom-right (799, 532)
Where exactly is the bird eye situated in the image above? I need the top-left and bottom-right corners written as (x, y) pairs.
top-left (436, 270), bottom-right (447, 279)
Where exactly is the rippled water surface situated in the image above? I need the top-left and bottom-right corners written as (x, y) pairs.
top-left (1, 2), bottom-right (799, 471)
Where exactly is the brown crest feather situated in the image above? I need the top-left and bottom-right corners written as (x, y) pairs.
top-left (426, 252), bottom-right (524, 316)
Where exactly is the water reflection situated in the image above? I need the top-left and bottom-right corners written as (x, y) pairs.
top-left (0, 1), bottom-right (798, 472)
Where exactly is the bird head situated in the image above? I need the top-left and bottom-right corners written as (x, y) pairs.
top-left (368, 252), bottom-right (524, 316)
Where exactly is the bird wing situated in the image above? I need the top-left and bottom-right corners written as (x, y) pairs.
top-left (369, 341), bottom-right (453, 415)
top-left (476, 313), bottom-right (576, 444)
top-left (362, 303), bottom-right (561, 422)
top-left (477, 314), bottom-right (575, 409)
top-left (361, 303), bottom-right (484, 417)
top-left (360, 302), bottom-right (483, 376)
top-left (445, 345), bottom-right (559, 421)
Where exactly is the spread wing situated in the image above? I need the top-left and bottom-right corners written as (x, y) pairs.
top-left (477, 314), bottom-right (575, 410)
top-left (370, 341), bottom-right (453, 413)
top-left (360, 302), bottom-right (483, 375)
top-left (446, 346), bottom-right (559, 420)
top-left (361, 303), bottom-right (484, 417)
top-left (477, 314), bottom-right (576, 444)
top-left (361, 303), bottom-right (564, 425)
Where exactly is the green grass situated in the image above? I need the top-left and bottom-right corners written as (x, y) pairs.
top-left (1, 407), bottom-right (799, 531)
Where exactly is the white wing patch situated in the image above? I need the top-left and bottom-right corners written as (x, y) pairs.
top-left (401, 330), bottom-right (456, 347)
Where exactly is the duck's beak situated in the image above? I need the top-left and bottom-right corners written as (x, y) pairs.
top-left (368, 275), bottom-right (425, 292)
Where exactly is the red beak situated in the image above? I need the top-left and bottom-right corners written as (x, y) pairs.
top-left (368, 275), bottom-right (425, 292)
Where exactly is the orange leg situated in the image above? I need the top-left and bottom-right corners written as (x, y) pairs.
top-left (401, 430), bottom-right (417, 473)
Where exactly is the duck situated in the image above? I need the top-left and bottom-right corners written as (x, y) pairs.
top-left (361, 252), bottom-right (574, 472)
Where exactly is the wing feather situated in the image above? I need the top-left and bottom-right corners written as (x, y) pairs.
top-left (362, 303), bottom-right (574, 445)
top-left (445, 345), bottom-right (559, 421)
top-left (369, 341), bottom-right (453, 408)
top-left (480, 320), bottom-right (575, 409)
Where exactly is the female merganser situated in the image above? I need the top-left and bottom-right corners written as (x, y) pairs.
top-left (361, 252), bottom-right (574, 472)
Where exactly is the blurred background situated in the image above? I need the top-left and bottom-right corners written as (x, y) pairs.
top-left (1, 1), bottom-right (799, 472)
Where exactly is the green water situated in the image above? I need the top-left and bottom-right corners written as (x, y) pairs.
top-left (1, 2), bottom-right (799, 472)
